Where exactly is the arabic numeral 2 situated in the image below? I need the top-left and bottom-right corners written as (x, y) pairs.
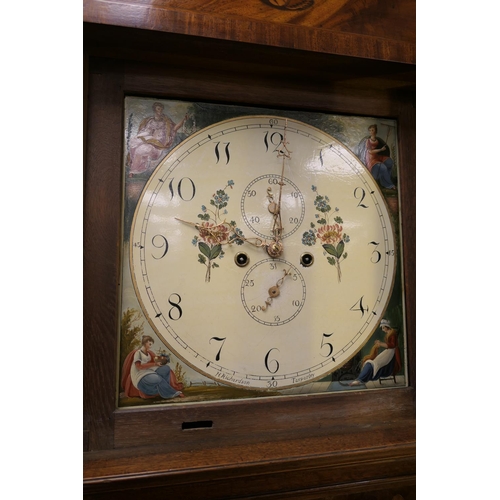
top-left (354, 187), bottom-right (369, 208)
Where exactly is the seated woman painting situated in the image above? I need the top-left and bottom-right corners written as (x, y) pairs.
top-left (356, 124), bottom-right (396, 190)
top-left (121, 335), bottom-right (184, 399)
top-left (350, 319), bottom-right (401, 386)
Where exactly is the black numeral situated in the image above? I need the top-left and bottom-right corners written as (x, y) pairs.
top-left (169, 177), bottom-right (196, 201)
top-left (265, 348), bottom-right (280, 374)
top-left (168, 293), bottom-right (183, 320)
top-left (152, 235), bottom-right (169, 259)
top-left (354, 187), bottom-right (369, 208)
top-left (263, 131), bottom-right (284, 153)
top-left (350, 296), bottom-right (369, 317)
top-left (214, 142), bottom-right (231, 164)
top-left (209, 337), bottom-right (226, 362)
top-left (368, 241), bottom-right (381, 263)
top-left (320, 332), bottom-right (335, 358)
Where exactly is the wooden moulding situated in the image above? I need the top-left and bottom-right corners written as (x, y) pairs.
top-left (84, 441), bottom-right (416, 499)
top-left (83, 0), bottom-right (416, 65)
top-left (83, 24), bottom-right (415, 499)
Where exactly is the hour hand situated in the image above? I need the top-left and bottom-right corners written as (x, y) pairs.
top-left (175, 217), bottom-right (267, 250)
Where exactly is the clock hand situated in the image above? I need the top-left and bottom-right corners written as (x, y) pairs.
top-left (266, 120), bottom-right (291, 259)
top-left (261, 266), bottom-right (292, 311)
top-left (175, 218), bottom-right (267, 249)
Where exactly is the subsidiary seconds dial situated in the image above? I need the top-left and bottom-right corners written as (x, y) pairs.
top-left (241, 175), bottom-right (305, 240)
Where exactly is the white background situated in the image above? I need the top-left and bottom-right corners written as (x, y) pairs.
top-left (3, 2), bottom-right (497, 497)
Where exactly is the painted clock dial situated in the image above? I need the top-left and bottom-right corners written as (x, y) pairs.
top-left (130, 116), bottom-right (396, 390)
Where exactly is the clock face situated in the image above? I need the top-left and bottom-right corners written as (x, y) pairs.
top-left (130, 115), bottom-right (396, 390)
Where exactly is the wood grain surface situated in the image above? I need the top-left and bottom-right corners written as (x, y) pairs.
top-left (83, 0), bottom-right (415, 63)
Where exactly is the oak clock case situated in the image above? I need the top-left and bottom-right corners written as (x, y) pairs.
top-left (121, 99), bottom-right (405, 405)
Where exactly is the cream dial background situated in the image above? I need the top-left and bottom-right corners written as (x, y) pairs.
top-left (130, 116), bottom-right (396, 390)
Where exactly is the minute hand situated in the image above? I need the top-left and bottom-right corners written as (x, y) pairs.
top-left (266, 121), bottom-right (292, 258)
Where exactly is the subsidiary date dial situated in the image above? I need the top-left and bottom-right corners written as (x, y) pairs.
top-left (241, 258), bottom-right (306, 326)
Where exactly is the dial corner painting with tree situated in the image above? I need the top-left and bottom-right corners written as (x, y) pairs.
top-left (117, 97), bottom-right (407, 408)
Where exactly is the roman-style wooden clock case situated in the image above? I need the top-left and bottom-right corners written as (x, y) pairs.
top-left (83, 1), bottom-right (415, 498)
